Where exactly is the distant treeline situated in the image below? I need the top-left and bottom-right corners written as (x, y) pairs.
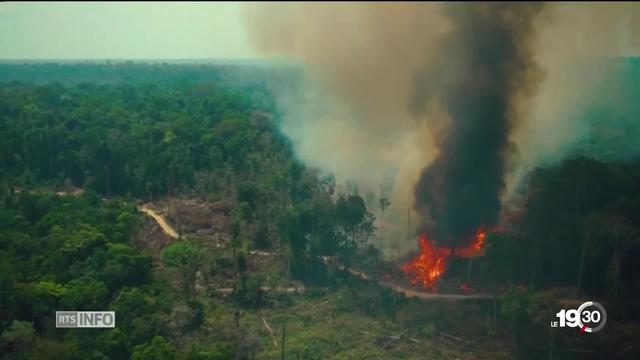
top-left (0, 61), bottom-right (300, 89)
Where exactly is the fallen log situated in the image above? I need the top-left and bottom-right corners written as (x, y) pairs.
top-left (260, 315), bottom-right (278, 347)
top-left (438, 331), bottom-right (467, 343)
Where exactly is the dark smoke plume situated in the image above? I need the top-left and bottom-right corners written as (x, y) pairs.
top-left (244, 2), bottom-right (640, 255)
top-left (412, 3), bottom-right (545, 246)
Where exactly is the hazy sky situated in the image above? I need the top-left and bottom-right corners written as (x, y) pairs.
top-left (0, 2), bottom-right (258, 59)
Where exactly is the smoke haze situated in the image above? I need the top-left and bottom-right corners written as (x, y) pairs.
top-left (509, 2), bottom-right (640, 197)
top-left (244, 2), bottom-right (640, 254)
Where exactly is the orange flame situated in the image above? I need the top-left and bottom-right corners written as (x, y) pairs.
top-left (401, 234), bottom-right (451, 289)
top-left (402, 226), bottom-right (489, 289)
top-left (455, 225), bottom-right (487, 258)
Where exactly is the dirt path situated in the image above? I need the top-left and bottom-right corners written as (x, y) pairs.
top-left (343, 267), bottom-right (494, 300)
top-left (390, 286), bottom-right (494, 300)
top-left (138, 204), bottom-right (179, 238)
top-left (139, 203), bottom-right (493, 300)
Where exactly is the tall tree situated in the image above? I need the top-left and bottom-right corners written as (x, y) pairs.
top-left (161, 241), bottom-right (204, 297)
top-left (378, 197), bottom-right (390, 241)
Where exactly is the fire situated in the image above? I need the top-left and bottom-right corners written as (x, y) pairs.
top-left (401, 234), bottom-right (451, 289)
top-left (402, 226), bottom-right (489, 289)
top-left (455, 225), bottom-right (486, 258)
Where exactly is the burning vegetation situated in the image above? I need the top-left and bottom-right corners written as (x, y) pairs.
top-left (405, 4), bottom-right (542, 290)
top-left (402, 226), bottom-right (488, 289)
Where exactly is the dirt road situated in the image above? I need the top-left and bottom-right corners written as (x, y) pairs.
top-left (138, 204), bottom-right (179, 238)
top-left (390, 285), bottom-right (494, 300)
top-left (343, 266), bottom-right (494, 300)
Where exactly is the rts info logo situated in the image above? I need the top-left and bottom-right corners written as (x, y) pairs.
top-left (56, 311), bottom-right (115, 328)
top-left (550, 301), bottom-right (607, 333)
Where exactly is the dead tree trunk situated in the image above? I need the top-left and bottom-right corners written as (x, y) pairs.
top-left (280, 322), bottom-right (286, 360)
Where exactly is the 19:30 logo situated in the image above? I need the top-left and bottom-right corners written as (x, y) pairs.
top-left (551, 301), bottom-right (607, 333)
